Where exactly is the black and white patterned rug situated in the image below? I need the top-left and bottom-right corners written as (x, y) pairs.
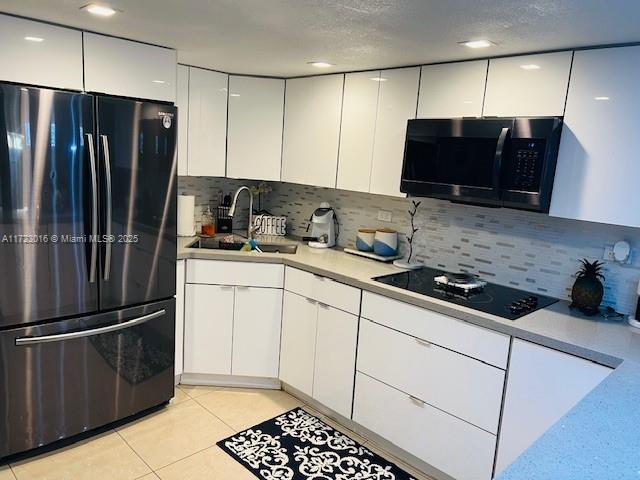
top-left (217, 407), bottom-right (418, 480)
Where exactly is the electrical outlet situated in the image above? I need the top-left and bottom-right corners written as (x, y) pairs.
top-left (377, 210), bottom-right (393, 222)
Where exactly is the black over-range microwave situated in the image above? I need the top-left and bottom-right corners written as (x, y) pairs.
top-left (400, 117), bottom-right (563, 212)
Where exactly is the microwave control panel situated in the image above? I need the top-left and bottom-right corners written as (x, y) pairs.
top-left (503, 138), bottom-right (546, 192)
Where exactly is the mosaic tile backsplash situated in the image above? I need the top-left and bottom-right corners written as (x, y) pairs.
top-left (179, 176), bottom-right (640, 315)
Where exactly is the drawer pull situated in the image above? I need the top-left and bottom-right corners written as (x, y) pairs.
top-left (415, 337), bottom-right (432, 347)
top-left (314, 274), bottom-right (326, 281)
top-left (318, 302), bottom-right (330, 309)
top-left (409, 395), bottom-right (426, 407)
top-left (306, 298), bottom-right (318, 305)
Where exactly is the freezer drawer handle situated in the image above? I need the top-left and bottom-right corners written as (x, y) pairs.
top-left (86, 133), bottom-right (98, 283)
top-left (101, 134), bottom-right (113, 281)
top-left (14, 309), bottom-right (166, 346)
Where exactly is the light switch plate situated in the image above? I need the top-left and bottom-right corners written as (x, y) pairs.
top-left (377, 210), bottom-right (393, 222)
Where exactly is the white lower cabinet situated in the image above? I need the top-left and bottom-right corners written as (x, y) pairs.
top-left (495, 339), bottom-right (612, 475)
top-left (357, 319), bottom-right (505, 433)
top-left (279, 291), bottom-right (318, 396)
top-left (175, 260), bottom-right (185, 377)
top-left (232, 287), bottom-right (283, 378)
top-left (183, 259), bottom-right (283, 379)
top-left (280, 285), bottom-right (360, 418)
top-left (353, 373), bottom-right (497, 480)
top-left (184, 283), bottom-right (234, 375)
top-left (313, 305), bottom-right (359, 418)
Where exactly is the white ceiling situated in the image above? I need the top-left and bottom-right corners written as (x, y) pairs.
top-left (1, 0), bottom-right (639, 77)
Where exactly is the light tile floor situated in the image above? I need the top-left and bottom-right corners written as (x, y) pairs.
top-left (1, 386), bottom-right (433, 480)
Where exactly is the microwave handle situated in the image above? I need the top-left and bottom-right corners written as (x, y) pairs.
top-left (493, 127), bottom-right (511, 188)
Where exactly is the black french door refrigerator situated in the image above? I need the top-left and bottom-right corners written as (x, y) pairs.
top-left (0, 83), bottom-right (177, 458)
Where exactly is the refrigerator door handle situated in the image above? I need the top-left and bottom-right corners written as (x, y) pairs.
top-left (14, 309), bottom-right (166, 346)
top-left (101, 134), bottom-right (113, 281)
top-left (86, 133), bottom-right (98, 283)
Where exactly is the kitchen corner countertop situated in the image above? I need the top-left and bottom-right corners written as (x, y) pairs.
top-left (178, 236), bottom-right (640, 479)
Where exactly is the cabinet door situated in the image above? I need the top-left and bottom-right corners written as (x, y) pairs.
top-left (550, 46), bottom-right (640, 227)
top-left (483, 51), bottom-right (572, 117)
top-left (279, 291), bottom-right (318, 396)
top-left (227, 76), bottom-right (284, 181)
top-left (83, 33), bottom-right (176, 102)
top-left (417, 61), bottom-right (487, 118)
top-left (495, 339), bottom-right (611, 475)
top-left (0, 14), bottom-right (83, 90)
top-left (187, 67), bottom-right (228, 177)
top-left (313, 305), bottom-right (358, 418)
top-left (232, 287), bottom-right (283, 378)
top-left (176, 65), bottom-right (189, 176)
top-left (336, 71), bottom-right (381, 192)
top-left (369, 67), bottom-right (420, 197)
top-left (282, 74), bottom-right (344, 187)
top-left (175, 260), bottom-right (186, 377)
top-left (184, 284), bottom-right (234, 375)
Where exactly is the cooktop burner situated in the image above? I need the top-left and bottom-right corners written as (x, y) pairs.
top-left (373, 267), bottom-right (558, 320)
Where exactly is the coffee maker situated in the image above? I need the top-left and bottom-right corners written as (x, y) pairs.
top-left (305, 202), bottom-right (337, 249)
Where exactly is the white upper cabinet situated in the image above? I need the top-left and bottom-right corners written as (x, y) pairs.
top-left (176, 65), bottom-right (189, 176)
top-left (483, 51), bottom-right (573, 117)
top-left (83, 33), bottom-right (176, 102)
top-left (227, 76), bottom-right (285, 181)
top-left (337, 71), bottom-right (381, 192)
top-left (282, 74), bottom-right (345, 188)
top-left (0, 14), bottom-right (83, 90)
top-left (369, 67), bottom-right (420, 197)
top-left (550, 46), bottom-right (640, 227)
top-left (417, 61), bottom-right (487, 118)
top-left (187, 67), bottom-right (228, 177)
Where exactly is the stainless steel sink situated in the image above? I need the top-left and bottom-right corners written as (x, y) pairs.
top-left (186, 236), bottom-right (297, 254)
top-left (255, 244), bottom-right (298, 254)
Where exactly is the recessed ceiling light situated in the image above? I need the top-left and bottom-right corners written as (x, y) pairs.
top-left (81, 3), bottom-right (118, 17)
top-left (462, 100), bottom-right (473, 104)
top-left (459, 40), bottom-right (494, 49)
top-left (594, 96), bottom-right (610, 101)
top-left (229, 93), bottom-right (241, 97)
top-left (369, 77), bottom-right (387, 82)
top-left (308, 61), bottom-right (334, 68)
top-left (520, 64), bottom-right (541, 70)
top-left (24, 36), bottom-right (44, 42)
top-left (152, 80), bottom-right (166, 84)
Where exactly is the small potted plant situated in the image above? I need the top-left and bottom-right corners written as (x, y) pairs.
top-left (570, 259), bottom-right (605, 315)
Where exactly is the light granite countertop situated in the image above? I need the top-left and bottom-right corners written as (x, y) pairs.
top-left (178, 235), bottom-right (640, 479)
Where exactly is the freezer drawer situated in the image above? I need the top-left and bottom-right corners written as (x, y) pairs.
top-left (0, 298), bottom-right (175, 458)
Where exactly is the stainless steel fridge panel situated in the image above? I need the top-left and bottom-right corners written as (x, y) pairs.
top-left (0, 84), bottom-right (98, 328)
top-left (96, 97), bottom-right (177, 311)
top-left (0, 298), bottom-right (175, 458)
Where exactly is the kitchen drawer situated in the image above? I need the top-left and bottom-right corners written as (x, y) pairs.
top-left (361, 292), bottom-right (509, 368)
top-left (284, 267), bottom-right (361, 314)
top-left (186, 259), bottom-right (284, 288)
top-left (353, 373), bottom-right (496, 480)
top-left (357, 319), bottom-right (504, 433)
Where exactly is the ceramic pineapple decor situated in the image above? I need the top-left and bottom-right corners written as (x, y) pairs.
top-left (571, 259), bottom-right (605, 315)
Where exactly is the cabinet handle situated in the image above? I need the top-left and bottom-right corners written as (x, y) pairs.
top-left (318, 302), bottom-right (330, 309)
top-left (236, 285), bottom-right (250, 290)
top-left (306, 298), bottom-right (318, 305)
top-left (409, 395), bottom-right (426, 407)
top-left (415, 337), bottom-right (432, 347)
top-left (314, 274), bottom-right (325, 281)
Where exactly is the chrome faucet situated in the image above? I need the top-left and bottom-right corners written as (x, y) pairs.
top-left (228, 186), bottom-right (256, 239)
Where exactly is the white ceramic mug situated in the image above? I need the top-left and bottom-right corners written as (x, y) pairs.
top-left (374, 228), bottom-right (398, 256)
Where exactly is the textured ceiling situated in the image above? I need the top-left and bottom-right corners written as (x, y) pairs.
top-left (1, 0), bottom-right (639, 76)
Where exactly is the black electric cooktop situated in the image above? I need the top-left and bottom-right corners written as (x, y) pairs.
top-left (373, 267), bottom-right (558, 320)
